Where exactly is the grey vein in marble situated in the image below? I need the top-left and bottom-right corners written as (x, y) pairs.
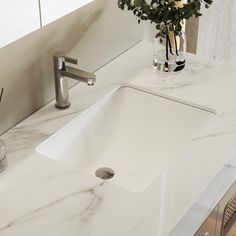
top-left (0, 182), bottom-right (104, 232)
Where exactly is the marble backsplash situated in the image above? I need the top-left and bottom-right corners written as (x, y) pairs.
top-left (197, 0), bottom-right (236, 62)
top-left (0, 0), bottom-right (142, 135)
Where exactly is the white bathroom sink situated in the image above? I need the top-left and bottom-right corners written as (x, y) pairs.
top-left (36, 85), bottom-right (215, 192)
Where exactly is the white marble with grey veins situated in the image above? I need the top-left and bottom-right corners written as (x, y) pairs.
top-left (1, 41), bottom-right (236, 236)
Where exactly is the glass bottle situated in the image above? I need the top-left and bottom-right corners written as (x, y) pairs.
top-left (153, 30), bottom-right (186, 72)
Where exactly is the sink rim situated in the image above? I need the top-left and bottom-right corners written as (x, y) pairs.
top-left (122, 83), bottom-right (217, 115)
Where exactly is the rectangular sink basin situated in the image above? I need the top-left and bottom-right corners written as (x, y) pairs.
top-left (36, 85), bottom-right (215, 192)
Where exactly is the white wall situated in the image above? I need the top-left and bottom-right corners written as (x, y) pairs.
top-left (0, 0), bottom-right (40, 48)
top-left (40, 0), bottom-right (94, 25)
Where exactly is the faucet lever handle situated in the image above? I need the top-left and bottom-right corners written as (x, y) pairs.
top-left (64, 56), bottom-right (78, 65)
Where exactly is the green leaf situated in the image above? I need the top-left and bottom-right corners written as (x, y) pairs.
top-left (117, 0), bottom-right (214, 39)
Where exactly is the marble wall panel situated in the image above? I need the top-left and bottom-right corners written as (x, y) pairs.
top-left (197, 0), bottom-right (236, 62)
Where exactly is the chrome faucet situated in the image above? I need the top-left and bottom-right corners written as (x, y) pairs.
top-left (53, 51), bottom-right (96, 109)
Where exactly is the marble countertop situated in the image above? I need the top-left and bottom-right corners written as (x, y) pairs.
top-left (1, 41), bottom-right (236, 236)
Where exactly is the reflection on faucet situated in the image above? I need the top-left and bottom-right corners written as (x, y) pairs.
top-left (60, 66), bottom-right (96, 86)
top-left (53, 52), bottom-right (96, 109)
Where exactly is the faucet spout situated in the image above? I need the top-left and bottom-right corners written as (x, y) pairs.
top-left (60, 66), bottom-right (96, 86)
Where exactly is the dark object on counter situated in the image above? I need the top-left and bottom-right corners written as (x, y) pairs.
top-left (0, 88), bottom-right (3, 103)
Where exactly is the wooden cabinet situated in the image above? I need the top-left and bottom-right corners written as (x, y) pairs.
top-left (194, 206), bottom-right (219, 236)
top-left (195, 181), bottom-right (236, 236)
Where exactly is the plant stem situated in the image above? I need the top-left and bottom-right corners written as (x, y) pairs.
top-left (174, 34), bottom-right (179, 56)
top-left (167, 34), bottom-right (174, 55)
top-left (165, 36), bottom-right (169, 61)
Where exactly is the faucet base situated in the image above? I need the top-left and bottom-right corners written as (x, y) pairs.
top-left (55, 103), bottom-right (71, 110)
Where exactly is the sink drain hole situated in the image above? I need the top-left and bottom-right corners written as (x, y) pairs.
top-left (95, 167), bottom-right (115, 180)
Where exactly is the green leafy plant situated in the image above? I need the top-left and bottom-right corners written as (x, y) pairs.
top-left (118, 0), bottom-right (213, 39)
